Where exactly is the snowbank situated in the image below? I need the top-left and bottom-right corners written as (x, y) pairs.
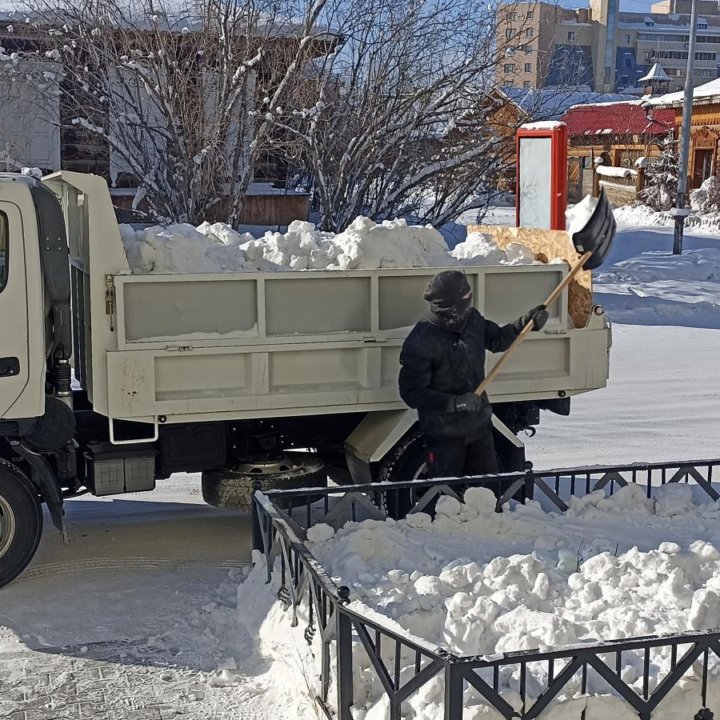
top-left (119, 217), bottom-right (540, 273)
top-left (613, 203), bottom-right (720, 236)
top-left (242, 484), bottom-right (720, 718)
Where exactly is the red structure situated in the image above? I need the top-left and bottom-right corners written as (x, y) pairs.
top-left (516, 123), bottom-right (569, 231)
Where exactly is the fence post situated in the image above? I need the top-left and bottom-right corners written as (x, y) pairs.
top-left (592, 157), bottom-right (603, 197)
top-left (524, 461), bottom-right (535, 502)
top-left (444, 662), bottom-right (464, 720)
top-left (635, 156), bottom-right (648, 200)
top-left (251, 479), bottom-right (264, 553)
top-left (336, 586), bottom-right (354, 720)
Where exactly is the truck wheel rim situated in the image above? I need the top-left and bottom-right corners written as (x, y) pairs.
top-left (0, 495), bottom-right (15, 558)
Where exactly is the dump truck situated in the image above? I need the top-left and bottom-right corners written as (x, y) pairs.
top-left (0, 171), bottom-right (611, 586)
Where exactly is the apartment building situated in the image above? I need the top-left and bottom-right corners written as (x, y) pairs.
top-left (496, 0), bottom-right (720, 93)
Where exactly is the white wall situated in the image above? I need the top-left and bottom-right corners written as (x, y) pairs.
top-left (0, 62), bottom-right (60, 171)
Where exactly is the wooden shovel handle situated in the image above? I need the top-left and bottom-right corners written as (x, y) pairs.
top-left (474, 250), bottom-right (593, 397)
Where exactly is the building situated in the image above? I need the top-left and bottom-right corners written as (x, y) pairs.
top-left (647, 77), bottom-right (720, 188)
top-left (561, 99), bottom-right (675, 202)
top-left (0, 10), bottom-right (336, 222)
top-left (496, 0), bottom-right (720, 93)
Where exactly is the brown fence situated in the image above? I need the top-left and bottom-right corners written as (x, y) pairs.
top-left (592, 164), bottom-right (646, 206)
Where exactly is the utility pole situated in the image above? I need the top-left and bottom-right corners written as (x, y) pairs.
top-left (673, 0), bottom-right (698, 255)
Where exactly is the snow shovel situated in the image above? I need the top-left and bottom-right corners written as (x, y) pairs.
top-left (474, 189), bottom-right (616, 398)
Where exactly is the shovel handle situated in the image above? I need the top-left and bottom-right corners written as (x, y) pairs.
top-left (474, 250), bottom-right (593, 397)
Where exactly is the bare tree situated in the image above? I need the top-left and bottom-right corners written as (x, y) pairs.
top-left (4, 0), bottom-right (335, 224)
top-left (269, 0), bottom-right (518, 231)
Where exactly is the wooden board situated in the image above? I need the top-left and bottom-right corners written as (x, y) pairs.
top-left (467, 225), bottom-right (593, 329)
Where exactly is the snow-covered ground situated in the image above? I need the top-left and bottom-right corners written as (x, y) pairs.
top-left (3, 216), bottom-right (720, 718)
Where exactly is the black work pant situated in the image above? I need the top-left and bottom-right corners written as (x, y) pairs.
top-left (425, 424), bottom-right (498, 479)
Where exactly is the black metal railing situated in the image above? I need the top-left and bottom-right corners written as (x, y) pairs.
top-left (251, 459), bottom-right (720, 720)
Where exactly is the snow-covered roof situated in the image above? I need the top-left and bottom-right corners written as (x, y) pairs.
top-left (501, 86), bottom-right (630, 121)
top-left (646, 77), bottom-right (720, 107)
top-left (638, 63), bottom-right (670, 83)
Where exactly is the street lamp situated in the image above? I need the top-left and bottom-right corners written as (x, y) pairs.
top-left (673, 0), bottom-right (699, 255)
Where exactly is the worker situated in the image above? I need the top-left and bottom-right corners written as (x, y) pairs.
top-left (398, 270), bottom-right (548, 478)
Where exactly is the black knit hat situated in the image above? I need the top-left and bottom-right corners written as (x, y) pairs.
top-left (423, 271), bottom-right (471, 309)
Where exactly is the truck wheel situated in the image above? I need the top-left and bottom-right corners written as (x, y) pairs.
top-left (377, 430), bottom-right (428, 483)
top-left (377, 431), bottom-right (428, 519)
top-left (202, 453), bottom-right (327, 511)
top-left (0, 460), bottom-right (43, 588)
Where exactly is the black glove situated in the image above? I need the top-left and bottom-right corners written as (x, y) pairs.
top-left (522, 304), bottom-right (548, 332)
top-left (452, 392), bottom-right (486, 413)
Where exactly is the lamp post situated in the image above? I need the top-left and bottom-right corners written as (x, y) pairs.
top-left (673, 0), bottom-right (699, 255)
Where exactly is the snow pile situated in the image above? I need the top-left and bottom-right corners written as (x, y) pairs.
top-left (690, 176), bottom-right (720, 214)
top-left (120, 217), bottom-right (539, 273)
top-left (613, 204), bottom-right (672, 228)
top-left (243, 484), bottom-right (720, 718)
top-left (450, 231), bottom-right (536, 266)
top-left (613, 203), bottom-right (720, 235)
top-left (566, 194), bottom-right (598, 237)
top-left (597, 165), bottom-right (634, 179)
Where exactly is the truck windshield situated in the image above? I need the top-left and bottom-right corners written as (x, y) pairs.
top-left (0, 211), bottom-right (6, 292)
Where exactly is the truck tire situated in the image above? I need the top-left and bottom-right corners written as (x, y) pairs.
top-left (377, 430), bottom-right (428, 484)
top-left (377, 431), bottom-right (428, 519)
top-left (202, 453), bottom-right (327, 511)
top-left (0, 460), bottom-right (43, 588)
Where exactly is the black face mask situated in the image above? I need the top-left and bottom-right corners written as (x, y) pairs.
top-left (428, 295), bottom-right (472, 331)
top-left (424, 271), bottom-right (473, 332)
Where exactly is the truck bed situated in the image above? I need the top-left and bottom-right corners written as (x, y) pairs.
top-left (48, 172), bottom-right (610, 426)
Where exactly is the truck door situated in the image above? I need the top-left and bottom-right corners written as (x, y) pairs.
top-left (0, 203), bottom-right (30, 419)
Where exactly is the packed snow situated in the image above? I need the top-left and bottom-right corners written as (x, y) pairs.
top-left (120, 216), bottom-right (540, 273)
top-left (596, 165), bottom-right (634, 179)
top-left (566, 194), bottom-right (598, 237)
top-left (282, 483), bottom-right (720, 717)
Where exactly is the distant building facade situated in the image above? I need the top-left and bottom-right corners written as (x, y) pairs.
top-left (496, 0), bottom-right (720, 93)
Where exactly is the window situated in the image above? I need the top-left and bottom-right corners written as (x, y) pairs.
top-left (508, 11), bottom-right (517, 20)
top-left (625, 34), bottom-right (631, 43)
top-left (524, 80), bottom-right (532, 87)
top-left (506, 28), bottom-right (514, 39)
top-left (0, 212), bottom-right (7, 293)
top-left (567, 31), bottom-right (576, 41)
top-left (524, 62), bottom-right (532, 72)
top-left (525, 44), bottom-right (533, 53)
top-left (526, 9), bottom-right (534, 19)
top-left (504, 63), bottom-right (516, 73)
top-left (644, 19), bottom-right (654, 27)
top-left (526, 27), bottom-right (533, 37)
top-left (698, 21), bottom-right (708, 30)
top-left (698, 69), bottom-right (716, 77)
top-left (644, 51), bottom-right (652, 61)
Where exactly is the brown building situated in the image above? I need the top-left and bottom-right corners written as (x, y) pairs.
top-left (561, 100), bottom-right (674, 201)
top-left (647, 78), bottom-right (720, 188)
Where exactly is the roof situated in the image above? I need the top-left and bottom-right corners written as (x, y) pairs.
top-left (638, 63), bottom-right (670, 83)
top-left (646, 77), bottom-right (720, 108)
top-left (500, 86), bottom-right (630, 121)
top-left (562, 101), bottom-right (675, 137)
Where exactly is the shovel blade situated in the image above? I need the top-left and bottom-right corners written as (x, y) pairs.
top-left (571, 189), bottom-right (616, 270)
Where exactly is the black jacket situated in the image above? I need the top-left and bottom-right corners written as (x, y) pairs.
top-left (398, 309), bottom-right (522, 440)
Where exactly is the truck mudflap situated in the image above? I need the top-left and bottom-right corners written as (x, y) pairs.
top-left (343, 410), bottom-right (525, 484)
top-left (12, 442), bottom-right (67, 541)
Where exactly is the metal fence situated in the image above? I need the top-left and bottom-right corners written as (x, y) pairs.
top-left (251, 459), bottom-right (720, 720)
